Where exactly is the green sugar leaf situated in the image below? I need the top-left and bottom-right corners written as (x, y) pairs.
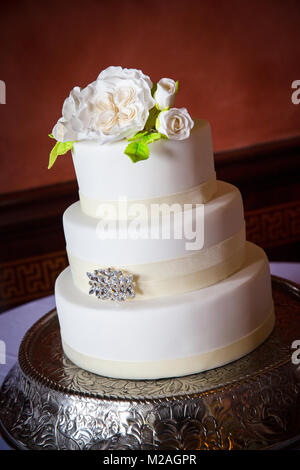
top-left (124, 141), bottom-right (150, 163)
top-left (141, 132), bottom-right (167, 145)
top-left (124, 131), bottom-right (167, 162)
top-left (48, 140), bottom-right (74, 169)
top-left (127, 131), bottom-right (148, 142)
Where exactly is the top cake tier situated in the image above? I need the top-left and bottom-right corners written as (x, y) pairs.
top-left (49, 66), bottom-right (217, 217)
top-left (72, 118), bottom-right (216, 216)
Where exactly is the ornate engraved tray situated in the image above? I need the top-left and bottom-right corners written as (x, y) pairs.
top-left (0, 276), bottom-right (300, 450)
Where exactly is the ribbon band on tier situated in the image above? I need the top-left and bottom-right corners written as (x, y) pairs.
top-left (79, 174), bottom-right (217, 219)
top-left (62, 306), bottom-right (275, 380)
top-left (67, 225), bottom-right (246, 300)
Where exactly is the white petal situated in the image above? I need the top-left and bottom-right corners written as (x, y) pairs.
top-left (62, 97), bottom-right (75, 120)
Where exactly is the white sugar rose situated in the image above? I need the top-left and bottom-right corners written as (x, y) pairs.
top-left (97, 66), bottom-right (153, 89)
top-left (154, 78), bottom-right (177, 109)
top-left (156, 107), bottom-right (194, 140)
top-left (52, 67), bottom-right (155, 144)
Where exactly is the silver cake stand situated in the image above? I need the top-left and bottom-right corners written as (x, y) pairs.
top-left (0, 276), bottom-right (300, 450)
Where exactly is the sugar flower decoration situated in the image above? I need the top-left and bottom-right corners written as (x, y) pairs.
top-left (48, 66), bottom-right (193, 167)
top-left (156, 108), bottom-right (194, 140)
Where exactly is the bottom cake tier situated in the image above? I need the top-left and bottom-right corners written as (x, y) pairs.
top-left (55, 242), bottom-right (275, 380)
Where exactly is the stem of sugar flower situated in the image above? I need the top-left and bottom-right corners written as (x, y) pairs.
top-left (151, 83), bottom-right (157, 97)
top-left (144, 106), bottom-right (161, 131)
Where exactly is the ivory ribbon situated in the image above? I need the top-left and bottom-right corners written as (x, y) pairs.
top-left (79, 173), bottom-right (217, 219)
top-left (62, 306), bottom-right (275, 380)
top-left (67, 226), bottom-right (246, 300)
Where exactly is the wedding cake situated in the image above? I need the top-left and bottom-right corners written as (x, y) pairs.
top-left (49, 66), bottom-right (274, 380)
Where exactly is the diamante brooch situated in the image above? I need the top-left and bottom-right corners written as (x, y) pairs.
top-left (86, 268), bottom-right (135, 302)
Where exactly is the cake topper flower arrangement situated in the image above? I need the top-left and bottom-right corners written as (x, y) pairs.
top-left (48, 66), bottom-right (194, 168)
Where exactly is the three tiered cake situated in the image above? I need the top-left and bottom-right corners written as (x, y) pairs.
top-left (50, 67), bottom-right (274, 379)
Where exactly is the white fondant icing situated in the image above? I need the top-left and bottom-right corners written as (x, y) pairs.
top-left (62, 308), bottom-right (274, 380)
top-left (63, 181), bottom-right (244, 266)
top-left (79, 175), bottom-right (217, 219)
top-left (71, 119), bottom-right (215, 205)
top-left (55, 242), bottom-right (274, 379)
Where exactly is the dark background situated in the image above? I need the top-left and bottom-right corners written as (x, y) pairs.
top-left (0, 0), bottom-right (299, 193)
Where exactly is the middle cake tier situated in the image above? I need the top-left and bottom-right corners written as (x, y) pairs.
top-left (64, 181), bottom-right (245, 299)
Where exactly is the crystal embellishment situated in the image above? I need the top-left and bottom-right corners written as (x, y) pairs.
top-left (86, 268), bottom-right (135, 302)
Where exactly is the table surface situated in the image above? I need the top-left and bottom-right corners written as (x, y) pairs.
top-left (0, 262), bottom-right (299, 450)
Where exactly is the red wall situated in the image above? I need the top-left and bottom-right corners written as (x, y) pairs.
top-left (0, 0), bottom-right (300, 194)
